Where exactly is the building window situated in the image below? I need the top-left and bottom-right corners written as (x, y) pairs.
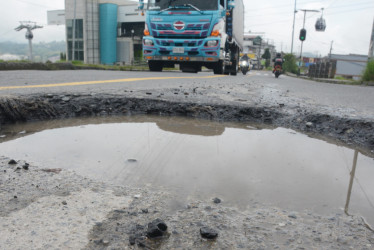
top-left (66, 19), bottom-right (84, 61)
top-left (118, 22), bottom-right (144, 38)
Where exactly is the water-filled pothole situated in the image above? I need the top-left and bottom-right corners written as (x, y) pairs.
top-left (1, 115), bottom-right (373, 225)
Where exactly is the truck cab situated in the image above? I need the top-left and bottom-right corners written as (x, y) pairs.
top-left (139, 0), bottom-right (243, 75)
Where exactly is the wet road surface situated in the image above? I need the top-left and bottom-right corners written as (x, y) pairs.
top-left (1, 70), bottom-right (374, 119)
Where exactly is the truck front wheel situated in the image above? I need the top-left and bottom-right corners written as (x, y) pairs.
top-left (149, 61), bottom-right (163, 72)
top-left (213, 60), bottom-right (224, 74)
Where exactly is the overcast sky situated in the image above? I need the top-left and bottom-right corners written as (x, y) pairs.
top-left (0, 0), bottom-right (373, 56)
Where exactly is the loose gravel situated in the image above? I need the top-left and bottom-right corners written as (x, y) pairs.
top-left (1, 157), bottom-right (373, 249)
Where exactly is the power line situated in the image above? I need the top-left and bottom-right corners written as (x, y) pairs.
top-left (13, 0), bottom-right (60, 9)
top-left (247, 1), bottom-right (374, 19)
top-left (0, 29), bottom-right (15, 38)
top-left (325, 6), bottom-right (374, 16)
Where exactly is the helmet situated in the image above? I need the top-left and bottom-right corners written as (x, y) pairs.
top-left (276, 53), bottom-right (281, 57)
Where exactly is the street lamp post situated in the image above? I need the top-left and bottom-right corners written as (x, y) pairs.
top-left (291, 0), bottom-right (297, 55)
top-left (298, 9), bottom-right (319, 75)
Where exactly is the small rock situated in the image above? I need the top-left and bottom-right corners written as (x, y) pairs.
top-left (146, 92), bottom-right (152, 95)
top-left (62, 97), bottom-right (70, 102)
top-left (288, 213), bottom-right (297, 219)
top-left (8, 159), bottom-right (17, 165)
top-left (137, 240), bottom-right (146, 247)
top-left (337, 237), bottom-right (347, 244)
top-left (187, 203), bottom-right (198, 209)
top-left (147, 218), bottom-right (168, 238)
top-left (134, 194), bottom-right (141, 199)
top-left (306, 122), bottom-right (313, 128)
top-left (129, 235), bottom-right (136, 245)
top-left (0, 135), bottom-right (6, 138)
top-left (19, 131), bottom-right (26, 134)
top-left (141, 208), bottom-right (149, 214)
top-left (41, 168), bottom-right (62, 174)
top-left (129, 211), bottom-right (138, 216)
top-left (128, 159), bottom-right (137, 163)
top-left (62, 201), bottom-right (67, 205)
top-left (14, 196), bottom-right (18, 199)
top-left (22, 163), bottom-right (29, 170)
top-left (213, 198), bottom-right (221, 204)
top-left (200, 227), bottom-right (218, 239)
top-left (93, 239), bottom-right (102, 245)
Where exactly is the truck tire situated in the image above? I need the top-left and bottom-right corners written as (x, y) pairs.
top-left (230, 63), bottom-right (237, 76)
top-left (149, 61), bottom-right (163, 72)
top-left (213, 61), bottom-right (224, 74)
top-left (230, 49), bottom-right (239, 76)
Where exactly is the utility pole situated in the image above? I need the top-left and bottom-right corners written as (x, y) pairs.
top-left (329, 40), bottom-right (333, 62)
top-left (15, 21), bottom-right (43, 61)
top-left (291, 0), bottom-right (297, 55)
top-left (369, 18), bottom-right (374, 59)
top-left (298, 9), bottom-right (319, 75)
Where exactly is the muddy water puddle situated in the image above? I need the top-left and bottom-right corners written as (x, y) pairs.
top-left (1, 115), bottom-right (374, 225)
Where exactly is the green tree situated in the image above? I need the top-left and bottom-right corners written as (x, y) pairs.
top-left (283, 53), bottom-right (298, 74)
top-left (262, 48), bottom-right (271, 68)
top-left (362, 59), bottom-right (374, 81)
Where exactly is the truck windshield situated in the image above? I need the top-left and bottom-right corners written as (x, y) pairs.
top-left (148, 0), bottom-right (219, 11)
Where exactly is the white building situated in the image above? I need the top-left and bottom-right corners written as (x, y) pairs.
top-left (64, 0), bottom-right (145, 65)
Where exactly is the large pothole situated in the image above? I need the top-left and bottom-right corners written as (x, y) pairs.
top-left (1, 115), bottom-right (373, 227)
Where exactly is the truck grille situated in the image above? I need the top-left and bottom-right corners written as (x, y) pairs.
top-left (151, 22), bottom-right (210, 38)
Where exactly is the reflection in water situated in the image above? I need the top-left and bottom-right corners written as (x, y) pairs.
top-left (0, 115), bottom-right (373, 226)
top-left (345, 150), bottom-right (359, 215)
top-left (345, 151), bottom-right (374, 231)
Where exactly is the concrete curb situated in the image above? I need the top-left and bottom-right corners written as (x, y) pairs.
top-left (285, 72), bottom-right (373, 86)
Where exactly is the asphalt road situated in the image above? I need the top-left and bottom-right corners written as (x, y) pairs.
top-left (1, 69), bottom-right (374, 249)
top-left (1, 69), bottom-right (373, 119)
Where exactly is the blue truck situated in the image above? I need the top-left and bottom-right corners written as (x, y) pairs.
top-left (138, 0), bottom-right (244, 75)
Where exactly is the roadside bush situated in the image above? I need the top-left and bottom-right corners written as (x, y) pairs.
top-left (72, 60), bottom-right (84, 65)
top-left (362, 59), bottom-right (374, 81)
top-left (283, 53), bottom-right (298, 74)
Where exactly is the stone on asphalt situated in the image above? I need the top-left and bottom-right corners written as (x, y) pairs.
top-left (200, 226), bottom-right (218, 239)
top-left (147, 218), bottom-right (168, 238)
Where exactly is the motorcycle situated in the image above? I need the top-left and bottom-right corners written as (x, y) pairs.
top-left (239, 60), bottom-right (250, 75)
top-left (274, 65), bottom-right (282, 78)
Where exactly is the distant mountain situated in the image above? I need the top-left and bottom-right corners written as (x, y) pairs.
top-left (0, 41), bottom-right (66, 62)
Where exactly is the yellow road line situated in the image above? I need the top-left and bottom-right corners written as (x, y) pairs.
top-left (0, 75), bottom-right (224, 91)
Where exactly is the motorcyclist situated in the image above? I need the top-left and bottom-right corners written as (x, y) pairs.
top-left (240, 54), bottom-right (249, 63)
top-left (239, 54), bottom-right (250, 74)
top-left (273, 53), bottom-right (284, 73)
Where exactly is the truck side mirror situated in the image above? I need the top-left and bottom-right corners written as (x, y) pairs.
top-left (139, 0), bottom-right (144, 10)
top-left (228, 0), bottom-right (235, 10)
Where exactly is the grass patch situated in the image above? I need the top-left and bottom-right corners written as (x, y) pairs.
top-left (362, 59), bottom-right (374, 81)
top-left (334, 76), bottom-right (348, 80)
